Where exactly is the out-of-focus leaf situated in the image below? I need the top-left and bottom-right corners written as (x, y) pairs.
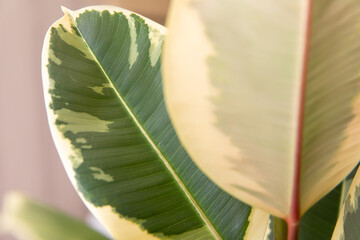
top-left (0, 192), bottom-right (108, 240)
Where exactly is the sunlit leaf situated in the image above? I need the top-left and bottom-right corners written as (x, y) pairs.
top-left (163, 0), bottom-right (360, 221)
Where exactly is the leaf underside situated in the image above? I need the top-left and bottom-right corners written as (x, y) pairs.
top-left (163, 0), bottom-right (360, 219)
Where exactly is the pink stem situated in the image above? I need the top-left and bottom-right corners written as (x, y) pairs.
top-left (288, 1), bottom-right (313, 239)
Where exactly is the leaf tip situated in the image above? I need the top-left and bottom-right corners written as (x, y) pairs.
top-left (61, 6), bottom-right (73, 16)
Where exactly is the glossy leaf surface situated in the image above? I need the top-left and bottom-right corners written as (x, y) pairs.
top-left (41, 6), bottom-right (262, 240)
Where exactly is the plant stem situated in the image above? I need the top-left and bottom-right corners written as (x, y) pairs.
top-left (273, 216), bottom-right (300, 240)
top-left (286, 219), bottom-right (299, 240)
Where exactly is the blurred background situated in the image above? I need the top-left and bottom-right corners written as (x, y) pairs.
top-left (0, 0), bottom-right (170, 239)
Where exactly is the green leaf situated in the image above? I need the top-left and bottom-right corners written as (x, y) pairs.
top-left (299, 184), bottom-right (342, 240)
top-left (41, 6), bottom-right (264, 239)
top-left (332, 165), bottom-right (360, 239)
top-left (163, 0), bottom-right (360, 220)
top-left (0, 192), bottom-right (108, 240)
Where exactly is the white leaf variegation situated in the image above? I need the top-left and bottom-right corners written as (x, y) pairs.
top-left (243, 209), bottom-right (270, 240)
top-left (163, 0), bottom-right (360, 219)
top-left (332, 166), bottom-right (360, 240)
top-left (42, 7), bottom-right (167, 239)
top-left (42, 5), bottom-right (260, 240)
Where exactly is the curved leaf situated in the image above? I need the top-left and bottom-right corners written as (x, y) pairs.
top-left (0, 192), bottom-right (108, 240)
top-left (41, 6), bottom-right (260, 240)
top-left (163, 0), bottom-right (360, 220)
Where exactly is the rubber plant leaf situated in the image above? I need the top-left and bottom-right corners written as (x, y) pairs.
top-left (41, 6), bottom-right (267, 240)
top-left (332, 165), bottom-right (360, 239)
top-left (298, 183), bottom-right (342, 239)
top-left (163, 0), bottom-right (360, 227)
top-left (0, 192), bottom-right (108, 240)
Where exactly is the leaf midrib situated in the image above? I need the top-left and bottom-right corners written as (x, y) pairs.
top-left (289, 0), bottom-right (313, 228)
top-left (64, 8), bottom-right (222, 240)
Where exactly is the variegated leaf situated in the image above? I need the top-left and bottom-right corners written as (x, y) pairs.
top-left (163, 0), bottom-right (360, 224)
top-left (41, 6), bottom-right (267, 240)
top-left (0, 192), bottom-right (108, 240)
top-left (332, 166), bottom-right (360, 240)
